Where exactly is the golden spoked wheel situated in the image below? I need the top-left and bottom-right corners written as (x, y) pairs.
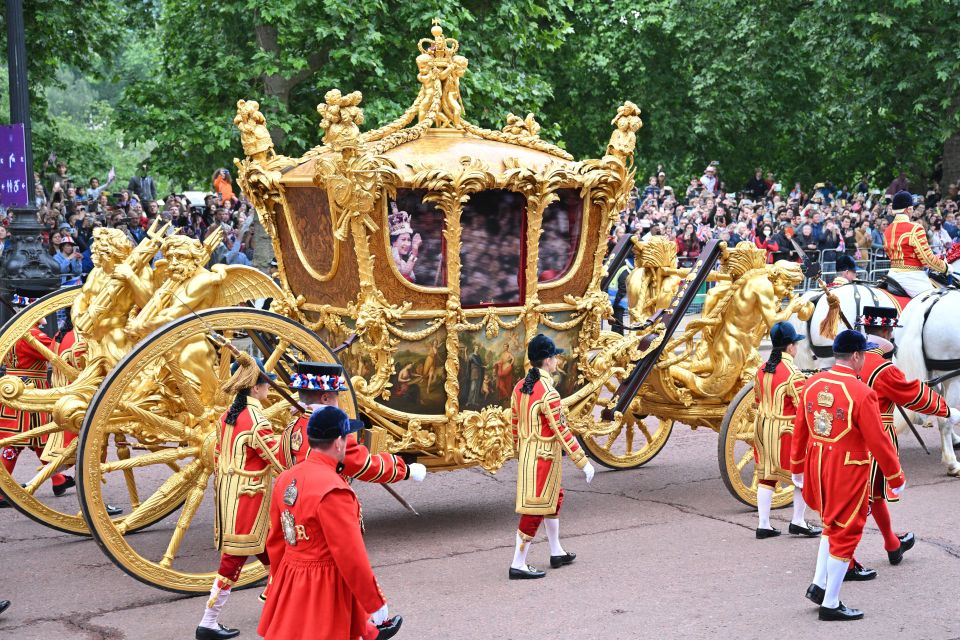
top-left (77, 308), bottom-right (351, 593)
top-left (0, 286), bottom-right (93, 534)
top-left (578, 350), bottom-right (673, 469)
top-left (718, 382), bottom-right (793, 508)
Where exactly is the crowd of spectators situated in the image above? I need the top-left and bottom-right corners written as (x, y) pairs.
top-left (609, 164), bottom-right (960, 271)
top-left (0, 153), bottom-right (257, 283)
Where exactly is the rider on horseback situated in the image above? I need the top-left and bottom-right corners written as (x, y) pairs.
top-left (831, 254), bottom-right (859, 286)
top-left (883, 190), bottom-right (947, 297)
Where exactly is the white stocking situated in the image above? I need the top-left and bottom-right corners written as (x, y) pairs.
top-left (756, 486), bottom-right (774, 530)
top-left (511, 532), bottom-right (532, 570)
top-left (823, 556), bottom-right (848, 609)
top-left (544, 518), bottom-right (565, 556)
top-left (791, 487), bottom-right (808, 526)
top-left (812, 535), bottom-right (829, 589)
top-left (199, 581), bottom-right (231, 630)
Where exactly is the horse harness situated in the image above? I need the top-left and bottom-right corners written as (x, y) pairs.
top-left (919, 289), bottom-right (960, 371)
top-left (806, 282), bottom-right (880, 360)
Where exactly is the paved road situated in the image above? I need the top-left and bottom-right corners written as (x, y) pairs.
top-left (1, 424), bottom-right (959, 639)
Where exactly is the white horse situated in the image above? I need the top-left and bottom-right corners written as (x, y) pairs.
top-left (789, 279), bottom-right (960, 476)
top-left (789, 282), bottom-right (899, 370)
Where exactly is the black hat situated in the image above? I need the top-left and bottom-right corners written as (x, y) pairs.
top-left (835, 254), bottom-right (857, 274)
top-left (291, 361), bottom-right (347, 391)
top-left (306, 406), bottom-right (363, 440)
top-left (832, 329), bottom-right (876, 355)
top-left (770, 321), bottom-right (805, 349)
top-left (228, 357), bottom-right (277, 383)
top-left (859, 306), bottom-right (901, 328)
top-left (892, 190), bottom-right (914, 212)
top-left (527, 334), bottom-right (564, 362)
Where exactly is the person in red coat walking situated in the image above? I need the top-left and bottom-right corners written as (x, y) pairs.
top-left (196, 358), bottom-right (284, 640)
top-left (509, 334), bottom-right (595, 579)
top-left (790, 330), bottom-right (906, 621)
top-left (284, 361), bottom-right (426, 484)
top-left (851, 307), bottom-right (957, 573)
top-left (0, 294), bottom-right (70, 507)
top-left (258, 406), bottom-right (402, 640)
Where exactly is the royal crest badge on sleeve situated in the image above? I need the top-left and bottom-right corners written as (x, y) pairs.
top-left (281, 510), bottom-right (298, 546)
top-left (283, 479), bottom-right (298, 506)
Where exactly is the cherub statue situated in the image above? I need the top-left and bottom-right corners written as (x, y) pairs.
top-left (607, 101), bottom-right (643, 160)
top-left (439, 54), bottom-right (468, 127)
top-left (669, 247), bottom-right (813, 401)
top-left (234, 100), bottom-right (274, 160)
top-left (317, 89), bottom-right (365, 150)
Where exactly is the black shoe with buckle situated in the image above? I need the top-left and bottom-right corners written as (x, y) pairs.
top-left (0, 499), bottom-right (11, 509)
top-left (756, 527), bottom-right (781, 539)
top-left (509, 565), bottom-right (546, 580)
top-left (0, 600), bottom-right (10, 615)
top-left (844, 561), bottom-right (877, 582)
top-left (805, 584), bottom-right (825, 605)
top-left (375, 616), bottom-right (403, 640)
top-left (789, 522), bottom-right (823, 537)
top-left (106, 504), bottom-right (123, 516)
top-left (819, 602), bottom-right (864, 621)
top-left (195, 624), bottom-right (240, 639)
top-left (52, 475), bottom-right (75, 497)
top-left (888, 532), bottom-right (915, 565)
top-left (550, 552), bottom-right (576, 568)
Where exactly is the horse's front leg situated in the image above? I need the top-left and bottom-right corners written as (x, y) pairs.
top-left (939, 418), bottom-right (960, 476)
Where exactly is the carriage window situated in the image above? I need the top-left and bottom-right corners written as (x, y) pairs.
top-left (388, 189), bottom-right (446, 287)
top-left (460, 189), bottom-right (525, 307)
top-left (538, 189), bottom-right (583, 282)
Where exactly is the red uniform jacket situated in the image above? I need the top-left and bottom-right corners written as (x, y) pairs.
top-left (790, 364), bottom-right (905, 532)
top-left (53, 330), bottom-right (86, 450)
top-left (214, 398), bottom-right (285, 556)
top-left (884, 213), bottom-right (946, 272)
top-left (511, 370), bottom-right (587, 515)
top-left (286, 408), bottom-right (409, 482)
top-left (861, 348), bottom-right (948, 500)
top-left (753, 353), bottom-right (805, 482)
top-left (258, 454), bottom-right (386, 640)
top-left (0, 328), bottom-right (53, 440)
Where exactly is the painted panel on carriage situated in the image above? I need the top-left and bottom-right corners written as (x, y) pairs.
top-left (388, 189), bottom-right (446, 287)
top-left (457, 318), bottom-right (525, 411)
top-left (378, 322), bottom-right (448, 415)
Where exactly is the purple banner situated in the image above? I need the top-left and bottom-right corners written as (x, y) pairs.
top-left (0, 124), bottom-right (29, 208)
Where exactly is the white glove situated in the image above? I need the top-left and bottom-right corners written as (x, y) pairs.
top-left (371, 603), bottom-right (389, 626)
top-left (891, 481), bottom-right (905, 497)
top-left (583, 462), bottom-right (595, 484)
top-left (949, 407), bottom-right (960, 422)
top-left (408, 463), bottom-right (427, 482)
top-left (791, 473), bottom-right (804, 489)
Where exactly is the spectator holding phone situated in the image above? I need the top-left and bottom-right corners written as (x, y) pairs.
top-left (213, 168), bottom-right (236, 205)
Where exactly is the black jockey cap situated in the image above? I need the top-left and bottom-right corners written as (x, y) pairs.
top-left (860, 306), bottom-right (901, 329)
top-left (835, 254), bottom-right (857, 274)
top-left (833, 329), bottom-right (877, 355)
top-left (892, 190), bottom-right (914, 212)
top-left (770, 321), bottom-right (805, 349)
top-left (527, 334), bottom-right (564, 362)
top-left (306, 406), bottom-right (363, 441)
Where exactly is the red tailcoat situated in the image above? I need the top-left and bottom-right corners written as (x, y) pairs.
top-left (214, 397), bottom-right (285, 556)
top-left (511, 369), bottom-right (587, 515)
top-left (790, 364), bottom-right (904, 539)
top-left (884, 213), bottom-right (946, 272)
top-left (258, 455), bottom-right (386, 640)
top-left (46, 330), bottom-right (86, 454)
top-left (0, 328), bottom-right (53, 446)
top-left (753, 353), bottom-right (805, 482)
top-left (285, 408), bottom-right (409, 482)
top-left (860, 348), bottom-right (948, 501)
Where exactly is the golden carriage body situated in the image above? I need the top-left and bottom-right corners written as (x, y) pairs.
top-left (0, 23), bottom-right (806, 593)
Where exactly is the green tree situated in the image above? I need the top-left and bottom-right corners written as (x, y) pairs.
top-left (117, 0), bottom-right (575, 189)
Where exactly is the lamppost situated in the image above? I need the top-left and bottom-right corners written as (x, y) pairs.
top-left (0, 0), bottom-right (62, 324)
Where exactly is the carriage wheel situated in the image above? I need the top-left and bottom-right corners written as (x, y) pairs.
top-left (77, 308), bottom-right (354, 593)
top-left (718, 382), bottom-right (793, 508)
top-left (577, 351), bottom-right (673, 469)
